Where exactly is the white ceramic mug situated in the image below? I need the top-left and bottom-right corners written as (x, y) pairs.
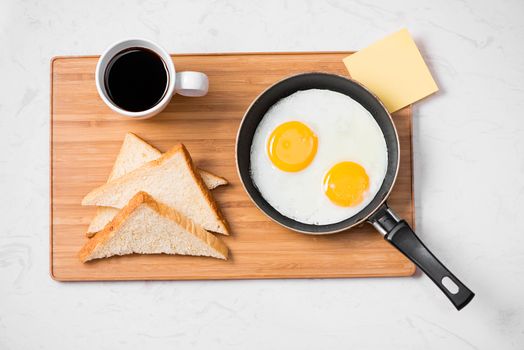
top-left (95, 38), bottom-right (209, 119)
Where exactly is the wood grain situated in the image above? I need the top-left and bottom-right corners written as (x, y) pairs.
top-left (50, 52), bottom-right (415, 281)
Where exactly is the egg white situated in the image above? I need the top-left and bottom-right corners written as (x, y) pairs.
top-left (250, 89), bottom-right (388, 225)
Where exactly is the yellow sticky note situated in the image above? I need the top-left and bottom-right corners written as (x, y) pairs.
top-left (343, 28), bottom-right (438, 112)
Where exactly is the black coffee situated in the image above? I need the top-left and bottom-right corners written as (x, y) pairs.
top-left (104, 47), bottom-right (169, 112)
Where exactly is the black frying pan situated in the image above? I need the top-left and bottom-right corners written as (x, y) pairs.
top-left (236, 72), bottom-right (474, 310)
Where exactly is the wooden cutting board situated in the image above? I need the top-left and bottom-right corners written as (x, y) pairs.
top-left (50, 52), bottom-right (415, 281)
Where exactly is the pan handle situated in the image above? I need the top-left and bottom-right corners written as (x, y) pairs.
top-left (368, 203), bottom-right (474, 310)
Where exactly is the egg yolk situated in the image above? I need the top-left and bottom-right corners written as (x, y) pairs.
top-left (323, 162), bottom-right (370, 207)
top-left (267, 121), bottom-right (318, 172)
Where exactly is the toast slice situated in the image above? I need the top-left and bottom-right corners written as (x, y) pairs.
top-left (82, 144), bottom-right (229, 235)
top-left (107, 133), bottom-right (228, 186)
top-left (107, 132), bottom-right (163, 181)
top-left (199, 169), bottom-right (228, 190)
top-left (79, 192), bottom-right (228, 262)
top-left (86, 133), bottom-right (227, 237)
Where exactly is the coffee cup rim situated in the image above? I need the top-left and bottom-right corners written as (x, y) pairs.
top-left (95, 38), bottom-right (176, 118)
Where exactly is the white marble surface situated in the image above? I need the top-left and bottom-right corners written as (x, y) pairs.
top-left (1, 0), bottom-right (523, 348)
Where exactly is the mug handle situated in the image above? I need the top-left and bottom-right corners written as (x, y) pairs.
top-left (175, 71), bottom-right (209, 97)
top-left (368, 203), bottom-right (475, 310)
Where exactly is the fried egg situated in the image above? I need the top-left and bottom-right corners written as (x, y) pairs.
top-left (250, 89), bottom-right (388, 225)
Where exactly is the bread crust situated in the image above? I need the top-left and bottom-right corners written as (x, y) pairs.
top-left (79, 192), bottom-right (229, 262)
top-left (197, 168), bottom-right (228, 187)
top-left (177, 145), bottom-right (230, 235)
